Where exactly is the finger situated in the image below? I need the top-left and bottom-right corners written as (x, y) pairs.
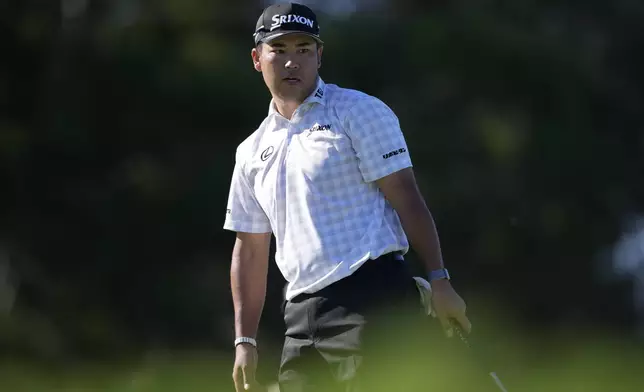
top-left (245, 382), bottom-right (263, 391)
top-left (233, 368), bottom-right (244, 392)
top-left (437, 313), bottom-right (453, 338)
top-left (449, 315), bottom-right (472, 335)
top-left (456, 314), bottom-right (472, 334)
top-left (244, 380), bottom-right (262, 391)
top-left (242, 366), bottom-right (256, 390)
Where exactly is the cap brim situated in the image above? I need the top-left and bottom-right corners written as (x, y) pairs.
top-left (260, 31), bottom-right (324, 45)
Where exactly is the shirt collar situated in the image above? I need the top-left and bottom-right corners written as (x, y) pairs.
top-left (267, 77), bottom-right (327, 116)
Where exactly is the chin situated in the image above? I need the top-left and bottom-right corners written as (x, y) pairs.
top-left (278, 87), bottom-right (307, 100)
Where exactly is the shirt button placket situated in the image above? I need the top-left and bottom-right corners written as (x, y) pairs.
top-left (276, 121), bottom-right (293, 279)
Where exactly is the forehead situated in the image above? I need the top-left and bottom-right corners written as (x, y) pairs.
top-left (264, 33), bottom-right (317, 47)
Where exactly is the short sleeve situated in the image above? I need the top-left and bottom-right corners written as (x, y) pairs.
top-left (345, 96), bottom-right (413, 182)
top-left (223, 155), bottom-right (272, 234)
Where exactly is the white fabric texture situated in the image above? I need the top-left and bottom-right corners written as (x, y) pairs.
top-left (224, 78), bottom-right (413, 300)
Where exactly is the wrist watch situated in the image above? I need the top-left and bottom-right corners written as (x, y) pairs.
top-left (428, 268), bottom-right (450, 282)
top-left (234, 337), bottom-right (257, 348)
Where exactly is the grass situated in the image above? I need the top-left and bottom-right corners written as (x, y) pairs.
top-left (2, 319), bottom-right (643, 391)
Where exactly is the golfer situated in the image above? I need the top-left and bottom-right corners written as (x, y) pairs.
top-left (224, 3), bottom-right (471, 391)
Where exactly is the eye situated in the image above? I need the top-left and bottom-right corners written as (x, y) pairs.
top-left (298, 48), bottom-right (310, 54)
top-left (271, 49), bottom-right (284, 54)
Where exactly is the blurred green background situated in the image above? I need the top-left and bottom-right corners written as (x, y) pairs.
top-left (1, 0), bottom-right (644, 390)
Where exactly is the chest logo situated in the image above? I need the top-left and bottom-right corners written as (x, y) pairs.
top-left (260, 146), bottom-right (274, 161)
top-left (308, 124), bottom-right (332, 134)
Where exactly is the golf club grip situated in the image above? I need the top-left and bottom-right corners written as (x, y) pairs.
top-left (449, 320), bottom-right (470, 345)
top-left (449, 320), bottom-right (510, 392)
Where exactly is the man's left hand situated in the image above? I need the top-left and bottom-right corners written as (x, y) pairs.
top-left (429, 279), bottom-right (471, 337)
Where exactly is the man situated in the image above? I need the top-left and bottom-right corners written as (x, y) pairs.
top-left (224, 3), bottom-right (471, 391)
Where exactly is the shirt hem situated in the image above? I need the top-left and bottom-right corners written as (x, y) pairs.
top-left (283, 248), bottom-right (407, 300)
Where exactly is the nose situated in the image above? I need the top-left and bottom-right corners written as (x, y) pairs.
top-left (285, 59), bottom-right (299, 70)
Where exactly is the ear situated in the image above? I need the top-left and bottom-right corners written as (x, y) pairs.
top-left (317, 45), bottom-right (324, 68)
top-left (251, 47), bottom-right (262, 72)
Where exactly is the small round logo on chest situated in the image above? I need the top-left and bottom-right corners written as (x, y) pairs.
top-left (260, 146), bottom-right (274, 161)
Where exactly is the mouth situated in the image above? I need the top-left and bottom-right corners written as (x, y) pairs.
top-left (283, 77), bottom-right (301, 84)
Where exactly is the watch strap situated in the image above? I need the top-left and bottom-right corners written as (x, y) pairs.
top-left (234, 337), bottom-right (257, 348)
top-left (428, 268), bottom-right (450, 281)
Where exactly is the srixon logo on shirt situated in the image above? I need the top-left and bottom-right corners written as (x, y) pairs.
top-left (271, 14), bottom-right (315, 29)
top-left (310, 124), bottom-right (331, 132)
top-left (383, 147), bottom-right (407, 159)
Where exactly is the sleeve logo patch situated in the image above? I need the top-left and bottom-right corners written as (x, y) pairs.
top-left (382, 147), bottom-right (407, 159)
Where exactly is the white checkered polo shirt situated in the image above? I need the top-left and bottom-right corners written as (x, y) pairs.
top-left (223, 78), bottom-right (413, 300)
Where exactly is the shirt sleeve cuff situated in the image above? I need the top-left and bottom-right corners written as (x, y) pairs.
top-left (223, 219), bottom-right (272, 233)
top-left (361, 159), bottom-right (413, 183)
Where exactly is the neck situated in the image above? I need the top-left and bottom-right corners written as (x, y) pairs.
top-left (273, 98), bottom-right (301, 120)
top-left (273, 80), bottom-right (318, 120)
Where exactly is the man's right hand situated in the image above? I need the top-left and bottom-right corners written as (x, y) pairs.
top-left (232, 343), bottom-right (263, 391)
